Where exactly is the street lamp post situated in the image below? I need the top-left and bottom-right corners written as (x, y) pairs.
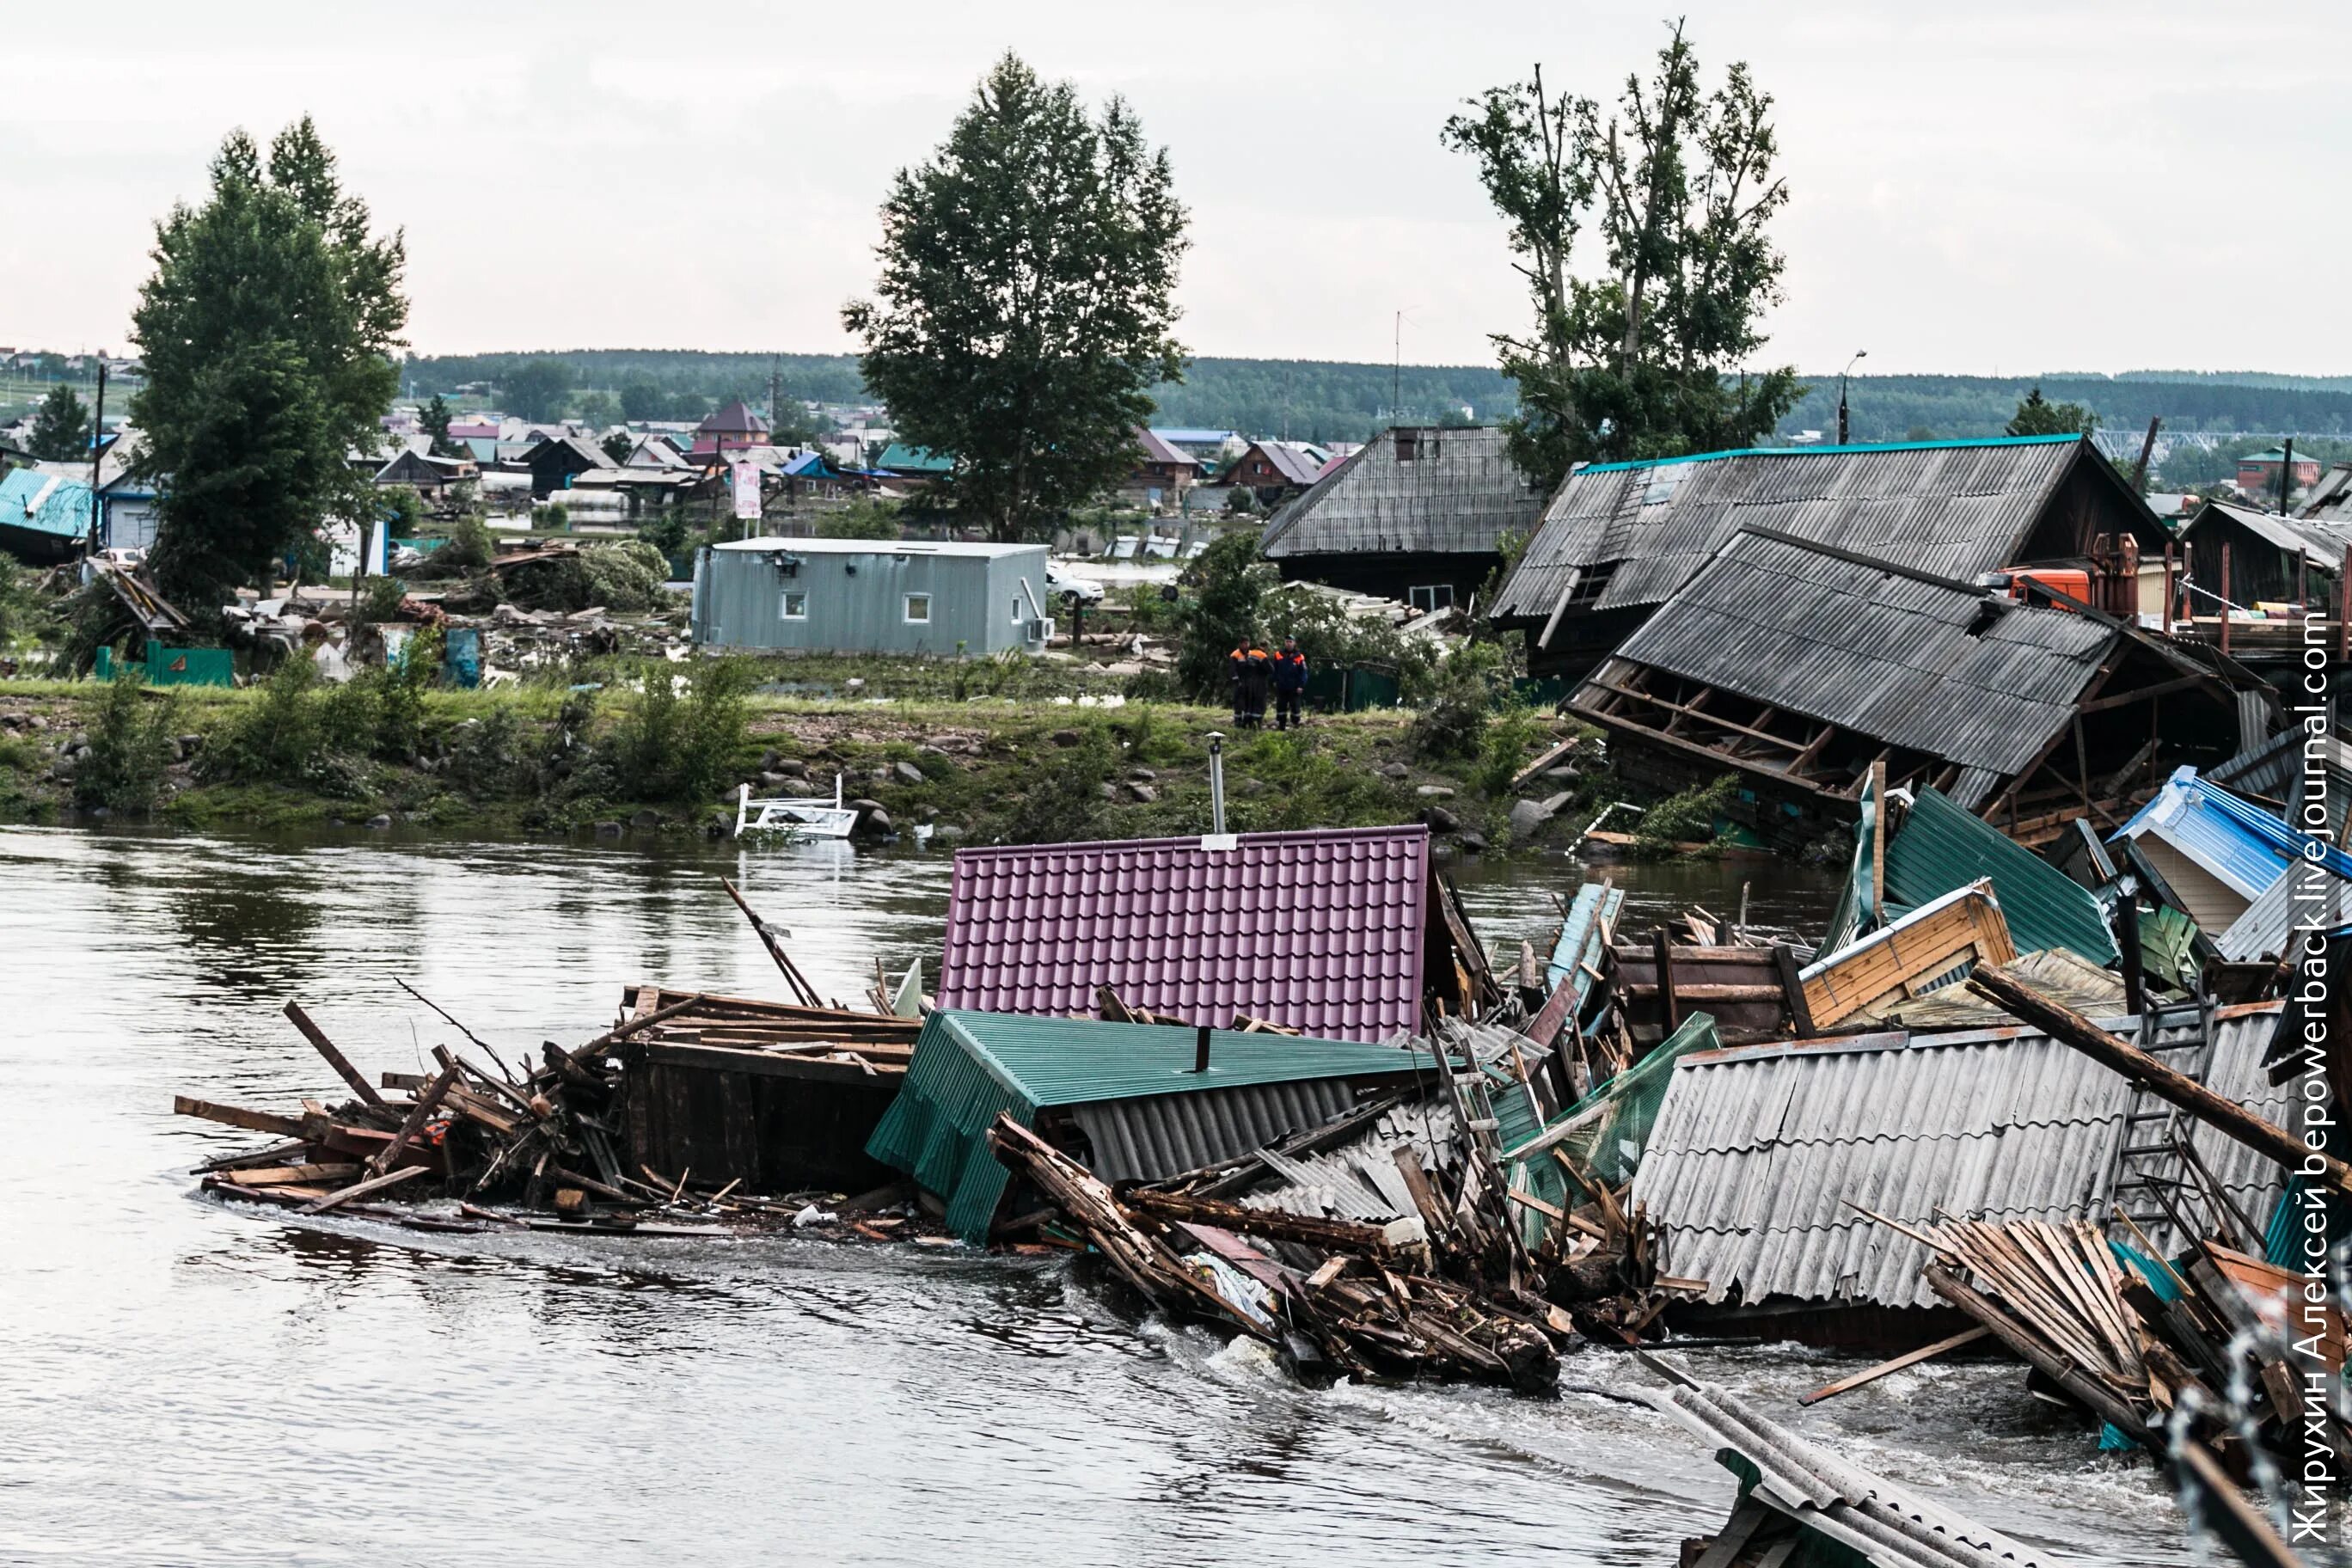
top-left (1837, 350), bottom-right (1868, 446)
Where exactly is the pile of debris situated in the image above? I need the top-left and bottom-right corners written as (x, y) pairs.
top-left (178, 985), bottom-right (932, 1242)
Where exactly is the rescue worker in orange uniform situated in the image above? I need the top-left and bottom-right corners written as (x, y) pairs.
top-left (1271, 636), bottom-right (1308, 729)
top-left (1229, 640), bottom-right (1273, 729)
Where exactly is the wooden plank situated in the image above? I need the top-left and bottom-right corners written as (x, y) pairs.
top-left (1798, 1326), bottom-right (1991, 1405)
top-left (223, 1164), bottom-right (363, 1188)
top-left (1922, 1265), bottom-right (2153, 1444)
top-left (296, 1164), bottom-right (431, 1216)
top-left (173, 1097), bottom-right (307, 1139)
top-left (282, 1001), bottom-right (385, 1107)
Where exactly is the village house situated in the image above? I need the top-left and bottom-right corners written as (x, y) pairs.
top-left (1124, 426), bottom-right (1201, 509)
top-left (2234, 444), bottom-right (2321, 499)
top-left (691, 401), bottom-right (769, 455)
top-left (524, 433), bottom-right (618, 499)
top-left (1259, 425), bottom-right (1545, 611)
top-left (2176, 495), bottom-right (2349, 609)
top-left (1225, 438), bottom-right (1328, 505)
top-left (1491, 433), bottom-right (2176, 672)
top-left (875, 443), bottom-right (955, 488)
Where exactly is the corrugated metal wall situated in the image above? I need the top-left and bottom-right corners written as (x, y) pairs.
top-left (693, 544), bottom-right (1049, 655)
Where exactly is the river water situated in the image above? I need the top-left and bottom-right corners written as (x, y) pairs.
top-left (0, 826), bottom-right (2190, 1566)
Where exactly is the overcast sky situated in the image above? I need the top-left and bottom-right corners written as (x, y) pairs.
top-left (3, 1), bottom-right (2342, 375)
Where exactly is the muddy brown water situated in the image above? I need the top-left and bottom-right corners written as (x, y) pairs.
top-left (0, 825), bottom-right (2190, 1565)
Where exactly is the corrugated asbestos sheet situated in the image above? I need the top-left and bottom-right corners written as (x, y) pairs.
top-left (1632, 1005), bottom-right (2289, 1310)
top-left (1494, 434), bottom-right (2085, 622)
top-left (1581, 530), bottom-right (2116, 775)
top-left (1244, 1099), bottom-right (1461, 1222)
top-left (865, 1011), bottom-right (1432, 1240)
top-left (1261, 426), bottom-right (1545, 560)
top-left (1659, 1385), bottom-right (2053, 1568)
top-left (936, 824), bottom-right (1430, 1040)
top-left (1073, 1078), bottom-right (1362, 1185)
top-left (2190, 496), bottom-right (2352, 573)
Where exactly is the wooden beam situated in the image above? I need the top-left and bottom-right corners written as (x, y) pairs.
top-left (1868, 759), bottom-right (1888, 924)
top-left (1124, 1189), bottom-right (1394, 1254)
top-left (1653, 928), bottom-right (1680, 1032)
top-left (282, 1001), bottom-right (384, 1107)
top-left (1923, 1265), bottom-right (2153, 1444)
top-left (1588, 679), bottom-right (1813, 753)
top-left (173, 1096), bottom-right (307, 1139)
top-left (1797, 1326), bottom-right (1991, 1406)
top-left (1966, 970), bottom-right (2350, 1196)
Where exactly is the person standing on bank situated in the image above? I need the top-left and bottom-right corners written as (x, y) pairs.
top-left (1228, 640), bottom-right (1253, 727)
top-left (1271, 636), bottom-right (1308, 730)
top-left (1237, 641), bottom-right (1274, 729)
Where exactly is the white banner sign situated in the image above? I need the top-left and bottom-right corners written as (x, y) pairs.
top-left (732, 461), bottom-right (762, 522)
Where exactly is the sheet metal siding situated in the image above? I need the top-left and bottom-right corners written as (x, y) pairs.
top-left (1884, 787), bottom-right (2120, 965)
top-left (936, 825), bottom-right (1430, 1040)
top-left (865, 1010), bottom-right (1431, 1240)
top-left (695, 542), bottom-right (1045, 654)
top-left (1589, 531), bottom-right (2114, 774)
top-left (1262, 426), bottom-right (1545, 560)
top-left (2216, 862), bottom-right (2352, 961)
top-left (1496, 437), bottom-right (2080, 622)
top-left (1634, 1008), bottom-right (2288, 1309)
top-left (2116, 769), bottom-right (2352, 902)
top-left (0, 467), bottom-right (96, 539)
top-left (1073, 1079), bottom-right (1363, 1184)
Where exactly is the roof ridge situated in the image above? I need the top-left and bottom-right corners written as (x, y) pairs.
top-left (1572, 432), bottom-right (2083, 475)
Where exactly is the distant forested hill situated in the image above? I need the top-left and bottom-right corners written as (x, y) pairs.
top-left (401, 350), bottom-right (1516, 441)
top-left (1780, 374), bottom-right (2352, 443)
top-left (402, 349), bottom-right (2352, 446)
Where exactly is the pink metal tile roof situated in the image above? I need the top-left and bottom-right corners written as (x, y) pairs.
top-left (936, 825), bottom-right (1431, 1041)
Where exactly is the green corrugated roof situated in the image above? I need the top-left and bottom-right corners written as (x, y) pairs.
top-left (1882, 787), bottom-right (2119, 965)
top-left (866, 1010), bottom-right (1433, 1241)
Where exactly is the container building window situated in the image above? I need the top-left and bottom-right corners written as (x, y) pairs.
top-left (781, 591), bottom-right (807, 620)
top-left (1408, 584), bottom-right (1455, 615)
top-left (903, 592), bottom-right (932, 624)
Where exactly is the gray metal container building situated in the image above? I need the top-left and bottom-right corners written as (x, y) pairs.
top-left (691, 536), bottom-right (1054, 655)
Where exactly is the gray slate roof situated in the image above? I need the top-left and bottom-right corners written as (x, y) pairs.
top-left (1632, 1003), bottom-right (2289, 1310)
top-left (1580, 529), bottom-right (2117, 776)
top-left (2186, 496), bottom-right (2352, 573)
top-left (1261, 426), bottom-right (1543, 560)
top-left (1493, 434), bottom-right (2103, 622)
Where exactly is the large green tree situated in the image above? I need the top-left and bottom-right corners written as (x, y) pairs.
top-left (842, 53), bottom-right (1188, 542)
top-left (420, 392), bottom-right (457, 456)
top-left (1443, 24), bottom-right (1800, 489)
top-left (28, 384), bottom-right (94, 462)
top-left (131, 118), bottom-right (406, 603)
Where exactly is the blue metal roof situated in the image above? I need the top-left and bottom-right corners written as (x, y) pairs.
top-left (0, 467), bottom-right (96, 538)
top-left (1571, 433), bottom-right (2081, 476)
top-left (2113, 766), bottom-right (2352, 902)
top-left (1149, 427), bottom-right (1239, 444)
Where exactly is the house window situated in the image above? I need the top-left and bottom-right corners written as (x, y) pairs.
top-left (1408, 584), bottom-right (1455, 615)
top-left (903, 592), bottom-right (932, 624)
top-left (1012, 597), bottom-right (1025, 624)
top-left (781, 591), bottom-right (807, 620)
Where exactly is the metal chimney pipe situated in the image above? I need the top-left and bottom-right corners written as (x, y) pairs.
top-left (1193, 1024), bottom-right (1213, 1074)
top-left (1206, 732), bottom-right (1227, 836)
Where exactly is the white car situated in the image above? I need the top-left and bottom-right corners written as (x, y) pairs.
top-left (1046, 562), bottom-right (1106, 604)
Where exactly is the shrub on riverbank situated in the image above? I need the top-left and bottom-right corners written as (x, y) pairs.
top-left (73, 676), bottom-right (180, 812)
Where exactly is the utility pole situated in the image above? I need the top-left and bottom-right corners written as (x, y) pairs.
top-left (1837, 350), bottom-right (1867, 446)
top-left (1393, 311), bottom-right (1401, 422)
top-left (85, 361), bottom-right (107, 560)
top-left (2279, 437), bottom-right (2294, 517)
top-left (769, 354), bottom-right (781, 436)
top-left (2129, 416), bottom-right (2161, 493)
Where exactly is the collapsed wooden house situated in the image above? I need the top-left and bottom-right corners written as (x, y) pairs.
top-left (1490, 433), bottom-right (2172, 671)
top-left (1258, 425), bottom-right (1547, 612)
top-left (934, 824), bottom-right (1498, 1039)
top-left (1566, 529), bottom-right (2261, 847)
top-left (1486, 432), bottom-right (2164, 672)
